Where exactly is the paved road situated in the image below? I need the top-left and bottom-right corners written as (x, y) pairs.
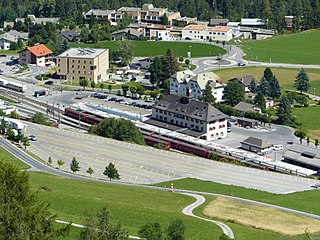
top-left (181, 193), bottom-right (234, 239)
top-left (23, 122), bottom-right (319, 193)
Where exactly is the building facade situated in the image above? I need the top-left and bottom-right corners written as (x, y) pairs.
top-left (19, 44), bottom-right (53, 66)
top-left (56, 48), bottom-right (109, 83)
top-left (182, 25), bottom-right (234, 41)
top-left (150, 95), bottom-right (227, 141)
top-left (169, 69), bottom-right (225, 102)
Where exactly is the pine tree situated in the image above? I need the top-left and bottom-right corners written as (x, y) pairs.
top-left (263, 67), bottom-right (274, 82)
top-left (164, 48), bottom-right (179, 79)
top-left (70, 157), bottom-right (80, 173)
top-left (61, 39), bottom-right (69, 53)
top-left (86, 167), bottom-right (94, 177)
top-left (277, 96), bottom-right (293, 125)
top-left (248, 79), bottom-right (257, 93)
top-left (269, 76), bottom-right (281, 99)
top-left (202, 82), bottom-right (215, 105)
top-left (254, 92), bottom-right (266, 112)
top-left (103, 163), bottom-right (120, 181)
top-left (257, 77), bottom-right (270, 96)
top-left (295, 68), bottom-right (310, 94)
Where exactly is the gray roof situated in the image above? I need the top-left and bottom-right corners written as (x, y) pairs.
top-left (233, 102), bottom-right (256, 112)
top-left (0, 33), bottom-right (17, 42)
top-left (118, 7), bottom-right (141, 12)
top-left (153, 95), bottom-right (227, 122)
top-left (57, 48), bottom-right (108, 59)
top-left (111, 28), bottom-right (142, 37)
top-left (85, 9), bottom-right (115, 16)
top-left (229, 75), bottom-right (256, 87)
top-left (241, 137), bottom-right (271, 149)
top-left (61, 30), bottom-right (80, 41)
top-left (210, 18), bottom-right (229, 26)
top-left (284, 144), bottom-right (320, 168)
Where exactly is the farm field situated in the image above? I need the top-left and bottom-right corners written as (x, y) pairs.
top-left (241, 29), bottom-right (320, 65)
top-left (214, 67), bottom-right (320, 96)
top-left (70, 40), bottom-right (225, 58)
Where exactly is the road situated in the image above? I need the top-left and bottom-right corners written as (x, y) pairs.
top-left (181, 193), bottom-right (234, 239)
top-left (22, 122), bottom-right (319, 193)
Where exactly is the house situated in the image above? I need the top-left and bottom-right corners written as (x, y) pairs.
top-left (209, 19), bottom-right (229, 27)
top-left (56, 48), bottom-right (109, 83)
top-left (285, 16), bottom-right (294, 31)
top-left (0, 33), bottom-right (17, 50)
top-left (138, 57), bottom-right (155, 69)
top-left (169, 70), bottom-right (225, 102)
top-left (239, 27), bottom-right (276, 40)
top-left (7, 30), bottom-right (28, 40)
top-left (241, 136), bottom-right (272, 154)
top-left (181, 25), bottom-right (234, 41)
top-left (240, 18), bottom-right (267, 28)
top-left (84, 9), bottom-right (117, 25)
top-left (237, 117), bottom-right (260, 129)
top-left (233, 102), bottom-right (262, 114)
top-left (146, 94), bottom-right (228, 141)
top-left (173, 17), bottom-right (197, 26)
top-left (151, 29), bottom-right (172, 40)
top-left (283, 144), bottom-right (320, 172)
top-left (61, 30), bottom-right (80, 42)
top-left (111, 28), bottom-right (143, 40)
top-left (19, 44), bottom-right (53, 66)
top-left (229, 75), bottom-right (257, 92)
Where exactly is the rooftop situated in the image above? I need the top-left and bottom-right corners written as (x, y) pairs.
top-left (233, 102), bottom-right (258, 112)
top-left (183, 25), bottom-right (205, 31)
top-left (57, 48), bottom-right (108, 58)
top-left (85, 9), bottom-right (116, 16)
top-left (284, 144), bottom-right (320, 169)
top-left (25, 44), bottom-right (53, 57)
top-left (207, 26), bottom-right (233, 32)
top-left (241, 137), bottom-right (271, 149)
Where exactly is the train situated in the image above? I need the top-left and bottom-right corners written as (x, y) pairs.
top-left (64, 107), bottom-right (104, 125)
top-left (0, 78), bottom-right (27, 92)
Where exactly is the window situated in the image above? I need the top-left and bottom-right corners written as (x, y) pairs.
top-left (72, 60), bottom-right (75, 63)
top-left (78, 60), bottom-right (80, 63)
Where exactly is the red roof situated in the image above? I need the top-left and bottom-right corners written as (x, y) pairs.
top-left (27, 44), bottom-right (53, 57)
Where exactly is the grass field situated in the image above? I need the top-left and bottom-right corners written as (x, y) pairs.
top-left (0, 146), bottom-right (30, 169)
top-left (214, 67), bottom-right (320, 96)
top-left (292, 106), bottom-right (320, 139)
top-left (241, 29), bottom-right (320, 65)
top-left (70, 41), bottom-right (225, 58)
top-left (154, 178), bottom-right (320, 216)
top-left (204, 197), bottom-right (320, 235)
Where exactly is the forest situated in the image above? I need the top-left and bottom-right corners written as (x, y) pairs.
top-left (1, 0), bottom-right (320, 31)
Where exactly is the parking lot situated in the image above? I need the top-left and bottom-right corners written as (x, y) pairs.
top-left (25, 122), bottom-right (319, 194)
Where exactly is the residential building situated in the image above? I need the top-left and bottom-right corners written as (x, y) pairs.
top-left (61, 30), bottom-right (80, 42)
top-left (147, 94), bottom-right (228, 141)
top-left (111, 28), bottom-right (143, 40)
top-left (237, 118), bottom-right (260, 129)
top-left (233, 102), bottom-right (262, 114)
top-left (84, 9), bottom-right (117, 25)
top-left (7, 30), bottom-right (28, 40)
top-left (0, 33), bottom-right (17, 50)
top-left (15, 14), bottom-right (59, 25)
top-left (241, 136), bottom-right (272, 154)
top-left (285, 16), bottom-right (294, 31)
top-left (138, 57), bottom-right (155, 69)
top-left (151, 29), bottom-right (172, 40)
top-left (19, 44), bottom-right (53, 66)
top-left (283, 144), bottom-right (320, 172)
top-left (229, 75), bottom-right (257, 92)
top-left (173, 17), bottom-right (197, 27)
top-left (181, 25), bottom-right (234, 41)
top-left (240, 27), bottom-right (276, 40)
top-left (240, 18), bottom-right (267, 28)
top-left (170, 69), bottom-right (225, 102)
top-left (56, 48), bottom-right (109, 83)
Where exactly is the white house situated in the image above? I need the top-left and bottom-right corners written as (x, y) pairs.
top-left (149, 95), bottom-right (228, 141)
top-left (138, 57), bottom-right (154, 69)
top-left (169, 69), bottom-right (225, 102)
top-left (0, 33), bottom-right (17, 50)
top-left (151, 29), bottom-right (172, 41)
top-left (181, 24), bottom-right (234, 41)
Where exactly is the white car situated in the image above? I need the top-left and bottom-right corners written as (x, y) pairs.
top-left (272, 144), bottom-right (283, 151)
top-left (28, 135), bottom-right (37, 141)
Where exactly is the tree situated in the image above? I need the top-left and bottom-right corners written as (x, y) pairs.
top-left (315, 139), bottom-right (319, 148)
top-left (307, 136), bottom-right (310, 146)
top-left (257, 77), bottom-right (270, 96)
top-left (80, 26), bottom-right (90, 43)
top-left (9, 110), bottom-right (19, 119)
top-left (167, 218), bottom-right (185, 240)
top-left (21, 136), bottom-right (30, 149)
top-left (248, 79), bottom-right (257, 93)
top-left (0, 161), bottom-right (69, 239)
top-left (202, 82), bottom-right (215, 105)
top-left (108, 84), bottom-right (113, 93)
top-left (79, 78), bottom-right (88, 90)
top-left (263, 67), bottom-right (274, 82)
top-left (48, 156), bottom-right (52, 164)
top-left (61, 39), bottom-right (69, 53)
top-left (295, 128), bottom-right (307, 144)
top-left (220, 233), bottom-right (232, 240)
top-left (70, 157), bottom-right (80, 173)
top-left (129, 86), bottom-right (137, 98)
top-left (57, 160), bottom-right (65, 169)
top-left (116, 40), bottom-right (134, 66)
top-left (223, 82), bottom-right (245, 106)
top-left (80, 207), bottom-right (128, 240)
top-left (87, 167), bottom-right (94, 177)
top-left (122, 84), bottom-right (129, 96)
top-left (91, 81), bottom-right (96, 91)
top-left (269, 76), bottom-right (281, 99)
top-left (103, 162), bottom-right (120, 181)
top-left (136, 85), bottom-right (145, 98)
top-left (139, 222), bottom-right (163, 240)
top-left (164, 48), bottom-right (179, 79)
top-left (254, 92), bottom-right (266, 112)
top-left (295, 68), bottom-right (310, 93)
top-left (100, 83), bottom-right (105, 91)
top-left (149, 56), bottom-right (165, 86)
top-left (160, 13), bottom-right (169, 25)
top-left (32, 112), bottom-right (48, 125)
top-left (277, 96), bottom-right (293, 125)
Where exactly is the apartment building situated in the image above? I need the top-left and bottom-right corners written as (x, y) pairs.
top-left (56, 48), bottom-right (109, 83)
top-left (149, 95), bottom-right (228, 141)
top-left (84, 9), bottom-right (117, 24)
top-left (182, 25), bottom-right (234, 41)
top-left (169, 69), bottom-right (225, 102)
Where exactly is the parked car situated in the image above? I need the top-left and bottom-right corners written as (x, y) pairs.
top-left (44, 80), bottom-right (53, 85)
top-left (272, 144), bottom-right (283, 151)
top-left (0, 54), bottom-right (7, 57)
top-left (238, 62), bottom-right (246, 66)
top-left (108, 97), bottom-right (117, 101)
top-left (28, 135), bottom-right (37, 141)
top-left (311, 183), bottom-right (320, 189)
